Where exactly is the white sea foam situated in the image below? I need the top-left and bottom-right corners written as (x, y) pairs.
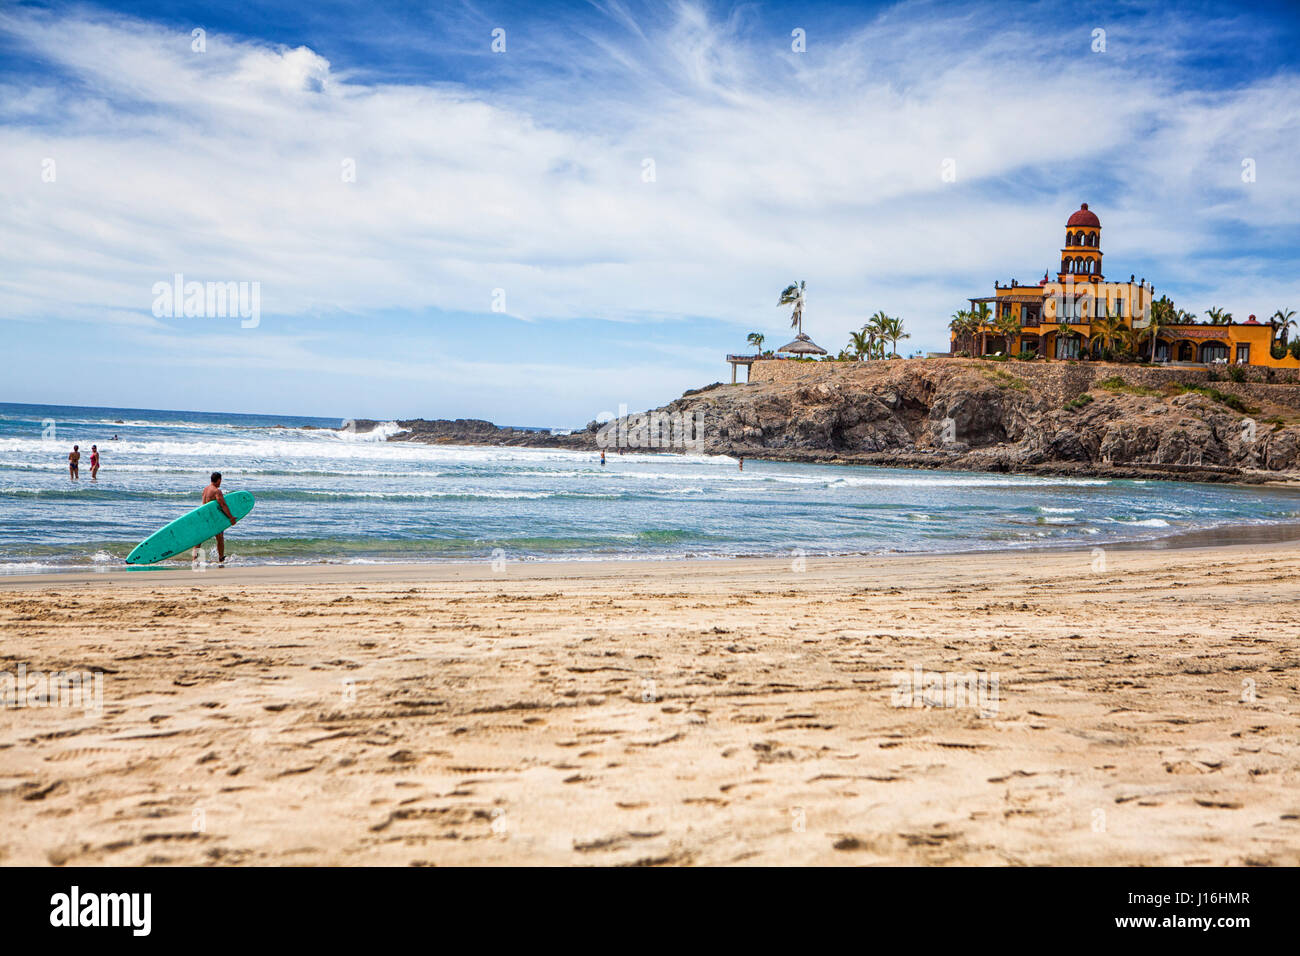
top-left (329, 421), bottom-right (409, 442)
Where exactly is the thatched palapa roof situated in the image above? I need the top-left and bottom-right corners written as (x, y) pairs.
top-left (776, 332), bottom-right (827, 355)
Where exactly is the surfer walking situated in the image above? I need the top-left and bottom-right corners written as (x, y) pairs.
top-left (68, 445), bottom-right (80, 480)
top-left (196, 472), bottom-right (237, 565)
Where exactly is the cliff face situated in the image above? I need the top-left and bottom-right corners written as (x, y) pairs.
top-left (630, 360), bottom-right (1300, 482)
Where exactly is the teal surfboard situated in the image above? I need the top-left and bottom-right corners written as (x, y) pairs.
top-left (126, 491), bottom-right (255, 565)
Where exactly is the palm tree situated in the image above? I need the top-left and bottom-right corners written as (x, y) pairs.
top-left (971, 302), bottom-right (993, 356)
top-left (1089, 314), bottom-right (1127, 358)
top-left (1138, 309), bottom-right (1164, 362)
top-left (1272, 309), bottom-right (1296, 346)
top-left (864, 311), bottom-right (890, 359)
top-left (1054, 320), bottom-right (1072, 360)
top-left (1150, 295), bottom-right (1175, 327)
top-left (778, 282), bottom-right (806, 334)
top-left (881, 315), bottom-right (910, 357)
top-left (993, 309), bottom-right (1020, 355)
top-left (1205, 306), bottom-right (1232, 325)
top-left (847, 329), bottom-right (872, 360)
top-left (948, 309), bottom-right (974, 355)
top-left (1115, 324), bottom-right (1139, 358)
top-left (746, 332), bottom-right (765, 354)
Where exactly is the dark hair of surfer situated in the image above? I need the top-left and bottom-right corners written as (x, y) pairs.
top-left (211, 472), bottom-right (221, 483)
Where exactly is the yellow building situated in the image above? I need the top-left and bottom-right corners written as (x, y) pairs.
top-left (957, 203), bottom-right (1295, 367)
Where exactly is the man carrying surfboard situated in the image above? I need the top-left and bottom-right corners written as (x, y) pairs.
top-left (126, 478), bottom-right (254, 566)
top-left (196, 472), bottom-right (238, 565)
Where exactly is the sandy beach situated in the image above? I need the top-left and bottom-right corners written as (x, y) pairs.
top-left (2, 541), bottom-right (1298, 867)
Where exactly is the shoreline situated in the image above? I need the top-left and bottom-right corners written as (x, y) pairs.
top-left (6, 522), bottom-right (1300, 590)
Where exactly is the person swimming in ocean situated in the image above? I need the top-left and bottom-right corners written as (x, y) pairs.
top-left (68, 445), bottom-right (80, 480)
top-left (90, 445), bottom-right (100, 480)
top-left (194, 472), bottom-right (238, 565)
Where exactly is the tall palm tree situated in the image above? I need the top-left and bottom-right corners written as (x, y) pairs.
top-left (1205, 306), bottom-right (1232, 325)
top-left (1272, 309), bottom-right (1296, 346)
top-left (881, 315), bottom-right (910, 357)
top-left (778, 282), bottom-right (806, 334)
top-left (971, 302), bottom-right (993, 356)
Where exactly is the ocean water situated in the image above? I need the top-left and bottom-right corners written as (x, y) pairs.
top-left (3, 401), bottom-right (1300, 574)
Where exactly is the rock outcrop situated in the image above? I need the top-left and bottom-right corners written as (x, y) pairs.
top-left (375, 359), bottom-right (1300, 483)
top-left (595, 360), bottom-right (1300, 482)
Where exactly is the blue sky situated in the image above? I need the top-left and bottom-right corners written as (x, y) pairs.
top-left (3, 0), bottom-right (1299, 424)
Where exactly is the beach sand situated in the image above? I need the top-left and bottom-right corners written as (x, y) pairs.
top-left (2, 542), bottom-right (1298, 866)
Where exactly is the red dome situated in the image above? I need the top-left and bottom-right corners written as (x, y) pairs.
top-left (1067, 203), bottom-right (1100, 227)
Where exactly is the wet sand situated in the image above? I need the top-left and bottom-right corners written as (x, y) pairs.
top-left (2, 542), bottom-right (1298, 866)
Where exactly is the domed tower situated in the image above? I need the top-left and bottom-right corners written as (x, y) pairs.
top-left (1058, 203), bottom-right (1102, 283)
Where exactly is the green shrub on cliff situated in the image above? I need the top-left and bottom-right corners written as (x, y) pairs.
top-left (1172, 385), bottom-right (1257, 415)
top-left (982, 369), bottom-right (1028, 391)
top-left (1097, 376), bottom-right (1161, 397)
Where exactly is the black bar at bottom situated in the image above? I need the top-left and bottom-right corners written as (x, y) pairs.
top-left (0, 866), bottom-right (1280, 943)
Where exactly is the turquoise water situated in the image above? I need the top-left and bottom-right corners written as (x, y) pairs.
top-left (3, 401), bottom-right (1300, 574)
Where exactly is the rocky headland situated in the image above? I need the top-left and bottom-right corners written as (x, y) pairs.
top-left (359, 359), bottom-right (1300, 483)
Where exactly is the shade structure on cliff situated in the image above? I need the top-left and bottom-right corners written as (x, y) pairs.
top-left (776, 333), bottom-right (827, 355)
